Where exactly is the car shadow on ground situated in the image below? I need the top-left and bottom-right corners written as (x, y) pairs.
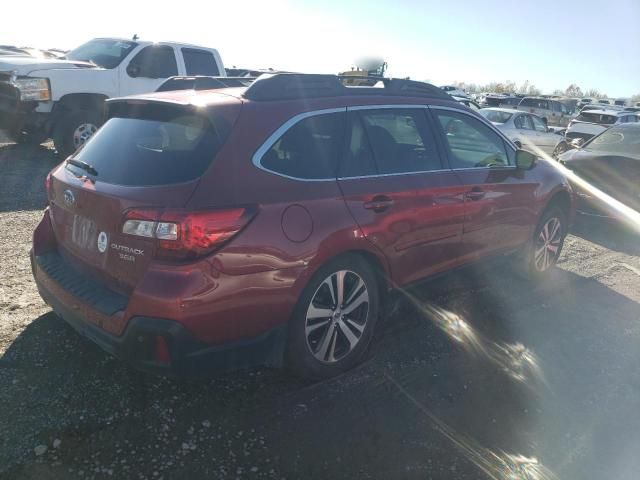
top-left (2, 264), bottom-right (640, 480)
top-left (571, 215), bottom-right (640, 256)
top-left (0, 143), bottom-right (59, 213)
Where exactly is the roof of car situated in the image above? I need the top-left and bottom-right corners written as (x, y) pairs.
top-left (481, 107), bottom-right (520, 114)
top-left (93, 37), bottom-right (219, 50)
top-left (109, 74), bottom-right (457, 108)
top-left (581, 109), bottom-right (634, 116)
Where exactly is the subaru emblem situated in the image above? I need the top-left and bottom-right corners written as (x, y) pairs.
top-left (97, 231), bottom-right (108, 253)
top-left (63, 189), bottom-right (75, 206)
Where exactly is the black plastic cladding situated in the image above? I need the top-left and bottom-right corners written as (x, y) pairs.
top-left (242, 73), bottom-right (453, 102)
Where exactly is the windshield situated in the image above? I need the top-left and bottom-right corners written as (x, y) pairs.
top-left (479, 109), bottom-right (513, 123)
top-left (65, 39), bottom-right (137, 68)
top-left (584, 126), bottom-right (640, 155)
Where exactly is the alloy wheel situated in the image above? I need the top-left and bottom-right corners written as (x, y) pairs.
top-left (534, 217), bottom-right (563, 272)
top-left (72, 123), bottom-right (98, 149)
top-left (305, 270), bottom-right (370, 363)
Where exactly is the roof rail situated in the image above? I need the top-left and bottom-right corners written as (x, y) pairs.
top-left (242, 73), bottom-right (452, 101)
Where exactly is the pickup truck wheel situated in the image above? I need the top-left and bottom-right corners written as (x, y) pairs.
top-left (53, 110), bottom-right (101, 158)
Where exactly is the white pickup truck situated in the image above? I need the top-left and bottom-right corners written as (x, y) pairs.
top-left (0, 38), bottom-right (225, 157)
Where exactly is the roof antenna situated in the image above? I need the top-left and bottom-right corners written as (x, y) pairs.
top-left (132, 34), bottom-right (139, 41)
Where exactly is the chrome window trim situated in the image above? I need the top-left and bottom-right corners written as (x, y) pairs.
top-left (251, 107), bottom-right (346, 182)
top-left (337, 168), bottom-right (453, 181)
top-left (429, 105), bottom-right (519, 169)
top-left (347, 104), bottom-right (429, 111)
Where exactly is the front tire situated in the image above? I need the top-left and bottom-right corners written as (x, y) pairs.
top-left (521, 206), bottom-right (567, 279)
top-left (287, 254), bottom-right (380, 379)
top-left (53, 110), bottom-right (101, 158)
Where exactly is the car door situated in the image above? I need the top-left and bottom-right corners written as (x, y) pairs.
top-left (337, 106), bottom-right (467, 286)
top-left (530, 114), bottom-right (558, 154)
top-left (512, 113), bottom-right (538, 150)
top-left (120, 44), bottom-right (180, 95)
top-left (430, 107), bottom-right (540, 261)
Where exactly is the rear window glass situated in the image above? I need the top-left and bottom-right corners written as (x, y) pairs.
top-left (68, 113), bottom-right (224, 186)
top-left (260, 112), bottom-right (345, 179)
top-left (480, 110), bottom-right (513, 124)
top-left (576, 112), bottom-right (617, 125)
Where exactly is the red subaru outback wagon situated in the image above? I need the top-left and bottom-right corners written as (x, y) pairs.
top-left (31, 74), bottom-right (573, 378)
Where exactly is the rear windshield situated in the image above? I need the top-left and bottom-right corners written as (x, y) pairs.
top-left (480, 110), bottom-right (512, 124)
top-left (67, 112), bottom-right (225, 186)
top-left (576, 112), bottom-right (617, 125)
top-left (585, 127), bottom-right (640, 155)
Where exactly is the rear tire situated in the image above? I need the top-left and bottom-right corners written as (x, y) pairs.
top-left (286, 254), bottom-right (380, 379)
top-left (519, 206), bottom-right (568, 279)
top-left (53, 110), bottom-right (101, 158)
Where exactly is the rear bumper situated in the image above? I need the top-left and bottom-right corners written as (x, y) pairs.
top-left (31, 250), bottom-right (287, 376)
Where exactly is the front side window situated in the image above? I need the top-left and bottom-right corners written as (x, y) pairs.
top-left (182, 48), bottom-right (220, 76)
top-left (435, 110), bottom-right (511, 169)
top-left (260, 112), bottom-right (345, 179)
top-left (531, 116), bottom-right (548, 132)
top-left (514, 114), bottom-right (534, 130)
top-left (127, 45), bottom-right (178, 79)
top-left (358, 109), bottom-right (442, 174)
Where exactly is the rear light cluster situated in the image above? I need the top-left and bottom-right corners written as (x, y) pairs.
top-left (122, 207), bottom-right (256, 260)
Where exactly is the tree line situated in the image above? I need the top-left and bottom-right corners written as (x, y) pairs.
top-left (453, 81), bottom-right (640, 101)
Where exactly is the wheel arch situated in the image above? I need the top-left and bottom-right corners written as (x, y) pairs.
top-left (543, 188), bottom-right (573, 225)
top-left (53, 93), bottom-right (109, 118)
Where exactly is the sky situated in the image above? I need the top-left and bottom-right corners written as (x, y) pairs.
top-left (2, 0), bottom-right (639, 97)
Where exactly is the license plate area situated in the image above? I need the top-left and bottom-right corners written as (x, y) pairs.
top-left (71, 214), bottom-right (98, 251)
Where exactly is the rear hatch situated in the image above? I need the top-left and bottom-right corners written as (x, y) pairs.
top-left (48, 96), bottom-right (241, 294)
top-left (569, 112), bottom-right (617, 136)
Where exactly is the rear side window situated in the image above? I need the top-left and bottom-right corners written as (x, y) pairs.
top-left (260, 113), bottom-right (345, 179)
top-left (358, 109), bottom-right (441, 174)
top-left (182, 48), bottom-right (220, 76)
top-left (434, 110), bottom-right (511, 169)
top-left (68, 111), bottom-right (226, 186)
top-left (127, 45), bottom-right (178, 79)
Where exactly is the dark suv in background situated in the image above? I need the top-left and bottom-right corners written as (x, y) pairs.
top-left (31, 74), bottom-right (573, 378)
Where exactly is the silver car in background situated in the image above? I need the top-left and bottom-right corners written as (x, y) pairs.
top-left (480, 108), bottom-right (570, 157)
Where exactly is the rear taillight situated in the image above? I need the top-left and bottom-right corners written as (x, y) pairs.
top-left (122, 207), bottom-right (256, 260)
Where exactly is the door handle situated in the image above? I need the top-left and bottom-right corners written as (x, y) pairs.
top-left (465, 188), bottom-right (485, 201)
top-left (363, 195), bottom-right (394, 212)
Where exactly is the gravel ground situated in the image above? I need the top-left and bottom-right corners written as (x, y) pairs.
top-left (1, 139), bottom-right (639, 480)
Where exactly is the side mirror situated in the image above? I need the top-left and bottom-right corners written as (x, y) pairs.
top-left (515, 149), bottom-right (536, 170)
top-left (127, 64), bottom-right (140, 78)
top-left (571, 138), bottom-right (584, 148)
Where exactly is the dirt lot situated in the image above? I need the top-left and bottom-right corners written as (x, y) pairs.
top-left (1, 140), bottom-right (640, 480)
